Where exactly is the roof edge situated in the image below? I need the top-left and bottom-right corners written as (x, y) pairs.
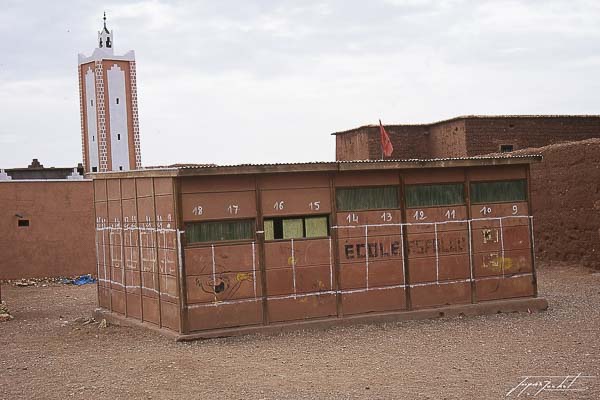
top-left (331, 114), bottom-right (600, 135)
top-left (88, 155), bottom-right (542, 179)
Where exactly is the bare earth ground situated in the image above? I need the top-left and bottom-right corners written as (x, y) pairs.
top-left (1, 263), bottom-right (598, 400)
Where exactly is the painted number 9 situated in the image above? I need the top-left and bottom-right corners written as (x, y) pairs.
top-left (512, 205), bottom-right (518, 215)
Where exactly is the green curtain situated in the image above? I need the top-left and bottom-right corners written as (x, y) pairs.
top-left (283, 218), bottom-right (303, 239)
top-left (305, 216), bottom-right (328, 238)
top-left (405, 183), bottom-right (464, 208)
top-left (470, 180), bottom-right (527, 204)
top-left (264, 219), bottom-right (274, 241)
top-left (336, 186), bottom-right (398, 211)
top-left (185, 220), bottom-right (254, 243)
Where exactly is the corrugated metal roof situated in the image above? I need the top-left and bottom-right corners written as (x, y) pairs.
top-left (88, 154), bottom-right (542, 179)
top-left (176, 154), bottom-right (542, 169)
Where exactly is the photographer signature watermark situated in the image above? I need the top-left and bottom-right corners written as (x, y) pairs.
top-left (506, 373), bottom-right (595, 397)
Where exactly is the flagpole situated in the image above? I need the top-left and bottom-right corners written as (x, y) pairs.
top-left (379, 119), bottom-right (384, 160)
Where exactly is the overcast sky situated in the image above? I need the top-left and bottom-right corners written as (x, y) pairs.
top-left (1, 0), bottom-right (599, 168)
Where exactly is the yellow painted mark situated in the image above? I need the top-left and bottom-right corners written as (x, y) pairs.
top-left (287, 256), bottom-right (295, 266)
top-left (482, 253), bottom-right (513, 272)
top-left (236, 272), bottom-right (253, 282)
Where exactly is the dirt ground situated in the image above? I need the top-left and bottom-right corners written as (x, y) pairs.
top-left (1, 264), bottom-right (598, 400)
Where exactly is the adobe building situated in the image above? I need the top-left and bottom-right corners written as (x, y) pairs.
top-left (78, 13), bottom-right (142, 173)
top-left (91, 155), bottom-right (547, 339)
top-left (0, 164), bottom-right (95, 280)
top-left (334, 115), bottom-right (600, 160)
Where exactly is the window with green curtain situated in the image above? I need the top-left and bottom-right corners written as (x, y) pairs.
top-left (264, 219), bottom-right (275, 241)
top-left (264, 215), bottom-right (329, 240)
top-left (305, 216), bottom-right (328, 238)
top-left (470, 180), bottom-right (527, 204)
top-left (404, 183), bottom-right (465, 208)
top-left (336, 186), bottom-right (398, 211)
top-left (185, 220), bottom-right (255, 243)
top-left (283, 218), bottom-right (303, 239)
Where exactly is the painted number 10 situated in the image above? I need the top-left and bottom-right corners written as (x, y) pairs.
top-left (480, 206), bottom-right (492, 215)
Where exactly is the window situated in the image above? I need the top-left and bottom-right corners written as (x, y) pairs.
top-left (90, 100), bottom-right (94, 106)
top-left (500, 144), bottom-right (514, 152)
top-left (470, 180), bottom-right (527, 203)
top-left (405, 183), bottom-right (464, 208)
top-left (18, 219), bottom-right (29, 227)
top-left (185, 220), bottom-right (254, 243)
top-left (92, 136), bottom-right (95, 142)
top-left (116, 98), bottom-right (119, 105)
top-left (92, 167), bottom-right (98, 172)
top-left (264, 216), bottom-right (329, 240)
top-left (119, 166), bottom-right (123, 171)
top-left (336, 186), bottom-right (398, 211)
top-left (117, 134), bottom-right (121, 140)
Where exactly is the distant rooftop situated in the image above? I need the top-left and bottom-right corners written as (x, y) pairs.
top-left (332, 114), bottom-right (600, 135)
top-left (2, 159), bottom-right (84, 180)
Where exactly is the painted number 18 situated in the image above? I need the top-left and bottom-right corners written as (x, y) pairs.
top-left (192, 206), bottom-right (203, 216)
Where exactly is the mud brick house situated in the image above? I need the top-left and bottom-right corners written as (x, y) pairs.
top-left (91, 155), bottom-right (547, 339)
top-left (0, 162), bottom-right (95, 279)
top-left (334, 115), bottom-right (600, 160)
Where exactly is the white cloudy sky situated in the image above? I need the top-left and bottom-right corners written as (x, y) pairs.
top-left (1, 0), bottom-right (599, 168)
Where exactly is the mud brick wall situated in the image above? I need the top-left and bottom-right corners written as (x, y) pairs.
top-left (428, 120), bottom-right (467, 158)
top-left (465, 116), bottom-right (600, 155)
top-left (0, 181), bottom-right (95, 279)
top-left (515, 139), bottom-right (600, 268)
top-left (336, 125), bottom-right (431, 161)
top-left (335, 116), bottom-right (600, 161)
top-left (335, 128), bottom-right (370, 160)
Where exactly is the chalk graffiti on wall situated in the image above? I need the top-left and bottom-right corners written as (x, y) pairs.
top-left (94, 214), bottom-right (180, 300)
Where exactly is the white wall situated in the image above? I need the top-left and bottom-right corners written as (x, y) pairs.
top-left (107, 64), bottom-right (130, 171)
top-left (85, 67), bottom-right (99, 172)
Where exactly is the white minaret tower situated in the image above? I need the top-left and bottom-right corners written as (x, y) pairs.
top-left (78, 12), bottom-right (142, 173)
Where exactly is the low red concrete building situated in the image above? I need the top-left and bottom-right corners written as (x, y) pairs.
top-left (91, 155), bottom-right (547, 339)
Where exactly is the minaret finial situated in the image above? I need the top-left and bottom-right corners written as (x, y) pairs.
top-left (103, 11), bottom-right (107, 28)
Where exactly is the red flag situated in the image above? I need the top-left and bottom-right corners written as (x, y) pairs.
top-left (379, 119), bottom-right (394, 158)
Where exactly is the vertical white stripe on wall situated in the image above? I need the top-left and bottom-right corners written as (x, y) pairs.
top-left (85, 67), bottom-right (99, 171)
top-left (107, 64), bottom-right (130, 171)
